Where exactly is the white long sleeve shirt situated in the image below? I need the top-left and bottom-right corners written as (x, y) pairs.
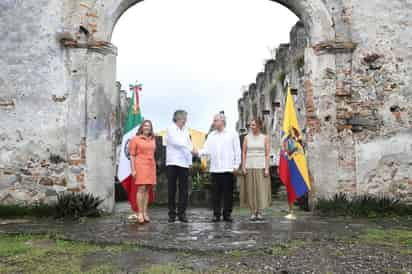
top-left (199, 129), bottom-right (241, 173)
top-left (166, 123), bottom-right (193, 168)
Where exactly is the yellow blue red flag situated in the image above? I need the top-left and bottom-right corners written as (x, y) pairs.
top-left (279, 87), bottom-right (311, 203)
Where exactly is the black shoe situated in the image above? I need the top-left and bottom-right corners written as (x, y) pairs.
top-left (223, 216), bottom-right (233, 222)
top-left (168, 217), bottom-right (176, 223)
top-left (211, 216), bottom-right (221, 222)
top-left (178, 215), bottom-right (188, 223)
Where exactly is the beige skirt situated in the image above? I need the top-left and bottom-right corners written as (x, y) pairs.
top-left (240, 168), bottom-right (272, 211)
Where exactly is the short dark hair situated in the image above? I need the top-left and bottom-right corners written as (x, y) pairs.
top-left (173, 110), bottom-right (188, 122)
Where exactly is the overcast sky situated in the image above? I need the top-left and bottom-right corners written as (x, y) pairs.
top-left (112, 0), bottom-right (298, 132)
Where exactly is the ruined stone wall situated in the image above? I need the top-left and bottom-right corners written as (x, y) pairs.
top-left (1, 0), bottom-right (411, 211)
top-left (0, 0), bottom-right (124, 209)
top-left (349, 0), bottom-right (412, 201)
top-left (237, 22), bottom-right (308, 167)
top-left (0, 1), bottom-right (68, 205)
top-left (237, 2), bottom-right (412, 202)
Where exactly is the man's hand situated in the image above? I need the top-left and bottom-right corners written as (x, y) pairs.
top-left (264, 168), bottom-right (270, 177)
top-left (233, 168), bottom-right (239, 176)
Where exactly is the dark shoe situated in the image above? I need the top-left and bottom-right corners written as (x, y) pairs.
top-left (178, 215), bottom-right (188, 223)
top-left (223, 216), bottom-right (233, 222)
top-left (211, 216), bottom-right (221, 222)
top-left (168, 217), bottom-right (176, 223)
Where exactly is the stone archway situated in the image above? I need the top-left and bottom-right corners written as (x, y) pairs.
top-left (104, 0), bottom-right (335, 43)
top-left (2, 1), bottom-right (411, 213)
top-left (59, 0), bottom-right (356, 212)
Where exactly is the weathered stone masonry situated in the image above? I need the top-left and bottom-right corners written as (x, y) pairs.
top-left (1, 0), bottom-right (411, 212)
top-left (237, 1), bottom-right (412, 203)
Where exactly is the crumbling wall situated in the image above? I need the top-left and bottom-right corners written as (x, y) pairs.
top-left (237, 21), bottom-right (308, 167)
top-left (1, 0), bottom-right (411, 211)
top-left (237, 1), bottom-right (412, 202)
top-left (0, 0), bottom-right (68, 205)
top-left (350, 0), bottom-right (412, 201)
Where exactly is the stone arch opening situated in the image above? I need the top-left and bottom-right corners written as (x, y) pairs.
top-left (105, 0), bottom-right (335, 44)
top-left (109, 0), bottom-right (310, 207)
top-left (2, 1), bottom-right (411, 216)
top-left (59, 0), bottom-right (356, 212)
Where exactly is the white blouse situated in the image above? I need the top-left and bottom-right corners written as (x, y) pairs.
top-left (199, 129), bottom-right (241, 173)
top-left (166, 123), bottom-right (193, 168)
top-left (245, 133), bottom-right (266, 169)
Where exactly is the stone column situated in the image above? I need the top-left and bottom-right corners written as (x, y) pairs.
top-left (304, 46), bottom-right (339, 203)
top-left (83, 46), bottom-right (118, 213)
top-left (65, 48), bottom-right (88, 193)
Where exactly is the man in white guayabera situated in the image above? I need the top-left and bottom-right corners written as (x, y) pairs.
top-left (166, 110), bottom-right (197, 223)
top-left (198, 113), bottom-right (241, 222)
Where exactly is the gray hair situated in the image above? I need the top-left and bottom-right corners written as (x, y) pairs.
top-left (173, 110), bottom-right (188, 122)
top-left (213, 112), bottom-right (226, 126)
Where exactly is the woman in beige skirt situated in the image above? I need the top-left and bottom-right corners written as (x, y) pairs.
top-left (241, 118), bottom-right (272, 221)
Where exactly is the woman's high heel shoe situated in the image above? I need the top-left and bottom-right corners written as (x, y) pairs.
top-left (137, 213), bottom-right (145, 224)
top-left (143, 213), bottom-right (150, 223)
top-left (127, 213), bottom-right (138, 221)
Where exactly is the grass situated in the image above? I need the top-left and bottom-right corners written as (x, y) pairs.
top-left (0, 234), bottom-right (137, 274)
top-left (0, 234), bottom-right (33, 256)
top-left (360, 228), bottom-right (412, 248)
top-left (268, 240), bottom-right (307, 256)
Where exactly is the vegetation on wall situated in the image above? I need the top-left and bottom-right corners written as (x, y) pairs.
top-left (276, 72), bottom-right (286, 84)
top-left (294, 55), bottom-right (305, 70)
top-left (314, 193), bottom-right (412, 218)
top-left (0, 192), bottom-right (103, 219)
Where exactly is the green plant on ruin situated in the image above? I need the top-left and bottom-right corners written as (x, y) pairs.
top-left (55, 192), bottom-right (104, 219)
top-left (276, 71), bottom-right (286, 83)
top-left (295, 55), bottom-right (305, 69)
top-left (190, 161), bottom-right (211, 191)
top-left (314, 193), bottom-right (412, 218)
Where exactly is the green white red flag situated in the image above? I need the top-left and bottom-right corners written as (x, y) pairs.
top-left (117, 82), bottom-right (144, 212)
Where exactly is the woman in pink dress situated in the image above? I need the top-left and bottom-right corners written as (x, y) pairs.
top-left (129, 120), bottom-right (157, 224)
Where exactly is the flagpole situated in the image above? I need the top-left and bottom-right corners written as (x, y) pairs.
top-left (282, 78), bottom-right (297, 220)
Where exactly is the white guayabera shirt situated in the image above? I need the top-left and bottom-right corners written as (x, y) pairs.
top-left (199, 129), bottom-right (241, 173)
top-left (166, 123), bottom-right (193, 168)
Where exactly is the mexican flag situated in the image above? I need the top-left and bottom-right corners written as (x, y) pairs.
top-left (117, 83), bottom-right (143, 212)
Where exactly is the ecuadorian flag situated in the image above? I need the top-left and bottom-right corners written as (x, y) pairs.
top-left (279, 87), bottom-right (311, 203)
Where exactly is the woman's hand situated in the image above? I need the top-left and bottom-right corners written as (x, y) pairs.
top-left (242, 167), bottom-right (247, 176)
top-left (264, 168), bottom-right (269, 177)
top-left (131, 170), bottom-right (137, 178)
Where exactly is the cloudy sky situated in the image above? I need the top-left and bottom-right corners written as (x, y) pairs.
top-left (112, 0), bottom-right (298, 132)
